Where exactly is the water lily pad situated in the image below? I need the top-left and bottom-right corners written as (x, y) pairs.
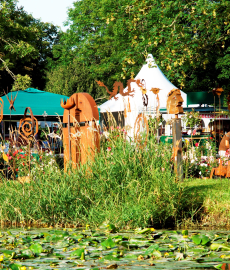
top-left (101, 237), bottom-right (116, 249)
top-left (30, 243), bottom-right (43, 255)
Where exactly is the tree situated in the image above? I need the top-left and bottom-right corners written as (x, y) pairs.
top-left (45, 58), bottom-right (107, 102)
top-left (50, 0), bottom-right (230, 95)
top-left (0, 0), bottom-right (60, 93)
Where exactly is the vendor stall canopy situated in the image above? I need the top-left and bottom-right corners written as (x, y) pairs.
top-left (1, 88), bottom-right (69, 121)
top-left (187, 91), bottom-right (224, 106)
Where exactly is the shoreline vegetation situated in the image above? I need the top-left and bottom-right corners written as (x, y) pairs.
top-left (0, 123), bottom-right (229, 230)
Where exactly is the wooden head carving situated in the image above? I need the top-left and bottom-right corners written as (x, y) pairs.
top-left (19, 107), bottom-right (38, 141)
top-left (61, 93), bottom-right (100, 170)
top-left (166, 89), bottom-right (184, 115)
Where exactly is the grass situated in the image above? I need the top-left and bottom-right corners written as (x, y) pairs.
top-left (182, 177), bottom-right (230, 228)
top-left (0, 133), bottom-right (203, 229)
top-left (0, 123), bottom-right (229, 229)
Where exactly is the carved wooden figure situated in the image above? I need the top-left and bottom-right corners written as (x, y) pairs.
top-left (61, 93), bottom-right (99, 170)
top-left (167, 88), bottom-right (184, 181)
top-left (166, 89), bottom-right (184, 115)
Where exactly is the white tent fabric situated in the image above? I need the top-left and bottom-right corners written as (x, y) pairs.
top-left (99, 54), bottom-right (187, 136)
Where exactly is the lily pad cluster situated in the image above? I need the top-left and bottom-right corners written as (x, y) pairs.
top-left (0, 226), bottom-right (230, 269)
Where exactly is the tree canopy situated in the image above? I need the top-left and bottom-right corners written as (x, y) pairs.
top-left (0, 0), bottom-right (60, 93)
top-left (46, 0), bottom-right (230, 98)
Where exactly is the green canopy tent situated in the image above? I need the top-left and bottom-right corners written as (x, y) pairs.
top-left (1, 88), bottom-right (69, 121)
top-left (0, 88), bottom-right (69, 139)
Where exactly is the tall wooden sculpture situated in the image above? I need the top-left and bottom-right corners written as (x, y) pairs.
top-left (167, 89), bottom-right (184, 181)
top-left (61, 93), bottom-right (99, 170)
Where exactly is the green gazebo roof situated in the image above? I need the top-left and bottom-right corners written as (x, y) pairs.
top-left (1, 88), bottom-right (69, 120)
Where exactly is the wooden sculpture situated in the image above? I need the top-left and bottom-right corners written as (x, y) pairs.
top-left (134, 113), bottom-right (149, 146)
top-left (210, 159), bottom-right (228, 179)
top-left (166, 89), bottom-right (184, 115)
top-left (0, 97), bottom-right (3, 122)
top-left (19, 107), bottom-right (38, 141)
top-left (61, 93), bottom-right (99, 170)
top-left (167, 89), bottom-right (184, 181)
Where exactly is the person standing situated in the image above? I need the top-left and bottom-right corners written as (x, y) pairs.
top-left (219, 131), bottom-right (230, 157)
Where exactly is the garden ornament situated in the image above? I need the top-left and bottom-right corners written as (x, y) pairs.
top-left (150, 88), bottom-right (161, 115)
top-left (136, 79), bottom-right (148, 108)
top-left (61, 93), bottom-right (99, 170)
top-left (19, 107), bottom-right (38, 141)
top-left (96, 79), bottom-right (136, 100)
top-left (0, 97), bottom-right (3, 122)
top-left (134, 113), bottom-right (149, 147)
top-left (170, 139), bottom-right (182, 162)
top-left (212, 87), bottom-right (224, 96)
top-left (166, 89), bottom-right (184, 115)
top-left (210, 159), bottom-right (228, 179)
top-left (4, 90), bottom-right (18, 111)
top-left (124, 98), bottom-right (131, 118)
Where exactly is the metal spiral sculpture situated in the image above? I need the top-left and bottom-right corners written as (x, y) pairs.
top-left (19, 107), bottom-right (38, 141)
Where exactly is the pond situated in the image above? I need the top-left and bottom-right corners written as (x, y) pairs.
top-left (0, 226), bottom-right (230, 270)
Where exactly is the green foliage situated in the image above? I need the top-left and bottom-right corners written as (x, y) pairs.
top-left (1, 229), bottom-right (230, 269)
top-left (0, 0), bottom-right (60, 93)
top-left (183, 136), bottom-right (217, 178)
top-left (45, 59), bottom-right (106, 100)
top-left (182, 109), bottom-right (201, 129)
top-left (47, 0), bottom-right (230, 95)
top-left (11, 74), bottom-right (32, 91)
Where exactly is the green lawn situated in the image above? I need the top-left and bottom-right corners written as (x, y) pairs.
top-left (182, 178), bottom-right (230, 228)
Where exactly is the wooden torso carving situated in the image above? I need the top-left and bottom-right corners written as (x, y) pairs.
top-left (61, 93), bottom-right (99, 169)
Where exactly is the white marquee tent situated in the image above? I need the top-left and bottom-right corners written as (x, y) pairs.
top-left (99, 54), bottom-right (187, 135)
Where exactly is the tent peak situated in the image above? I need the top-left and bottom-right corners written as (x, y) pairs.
top-left (24, 88), bottom-right (43, 93)
top-left (145, 54), bottom-right (157, 68)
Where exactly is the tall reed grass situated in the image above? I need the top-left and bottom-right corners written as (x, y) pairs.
top-left (0, 128), bottom-right (202, 228)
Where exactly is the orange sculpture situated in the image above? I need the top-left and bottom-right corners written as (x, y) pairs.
top-left (61, 93), bottom-right (99, 170)
top-left (4, 90), bottom-right (18, 111)
top-left (19, 107), bottom-right (38, 141)
top-left (166, 89), bottom-right (184, 115)
top-left (150, 87), bottom-right (161, 115)
top-left (210, 159), bottom-right (229, 179)
top-left (96, 79), bottom-right (136, 100)
top-left (213, 87), bottom-right (224, 96)
top-left (134, 113), bottom-right (149, 146)
top-left (0, 97), bottom-right (3, 122)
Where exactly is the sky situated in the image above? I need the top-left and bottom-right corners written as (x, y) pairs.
top-left (16, 0), bottom-right (74, 30)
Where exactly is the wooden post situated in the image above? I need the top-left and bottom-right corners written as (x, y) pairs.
top-left (172, 117), bottom-right (183, 181)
